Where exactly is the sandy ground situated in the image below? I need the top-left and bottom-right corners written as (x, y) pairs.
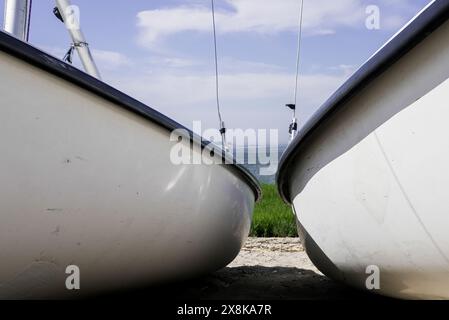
top-left (175, 238), bottom-right (381, 300)
top-left (229, 237), bottom-right (319, 271)
top-left (110, 238), bottom-right (384, 300)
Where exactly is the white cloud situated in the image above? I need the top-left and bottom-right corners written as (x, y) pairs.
top-left (146, 57), bottom-right (200, 69)
top-left (136, 0), bottom-right (365, 47)
top-left (329, 64), bottom-right (357, 77)
top-left (136, 0), bottom-right (431, 49)
top-left (103, 65), bottom-right (349, 137)
top-left (91, 49), bottom-right (132, 70)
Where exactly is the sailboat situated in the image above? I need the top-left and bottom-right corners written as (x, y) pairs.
top-left (277, 0), bottom-right (449, 299)
top-left (0, 0), bottom-right (260, 298)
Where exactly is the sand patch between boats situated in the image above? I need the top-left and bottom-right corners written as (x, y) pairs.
top-left (229, 237), bottom-right (318, 270)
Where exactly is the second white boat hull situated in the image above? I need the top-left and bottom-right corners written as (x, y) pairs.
top-left (278, 2), bottom-right (449, 299)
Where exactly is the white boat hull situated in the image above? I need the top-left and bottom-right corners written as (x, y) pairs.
top-left (0, 35), bottom-right (259, 299)
top-left (278, 3), bottom-right (449, 299)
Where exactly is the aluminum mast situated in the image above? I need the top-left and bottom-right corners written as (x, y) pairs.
top-left (55, 0), bottom-right (101, 79)
top-left (3, 0), bottom-right (32, 41)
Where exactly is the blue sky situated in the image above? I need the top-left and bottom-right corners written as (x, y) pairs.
top-left (1, 0), bottom-right (431, 143)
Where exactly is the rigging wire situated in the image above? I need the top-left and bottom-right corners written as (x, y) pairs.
top-left (211, 0), bottom-right (227, 150)
top-left (293, 0), bottom-right (305, 120)
top-left (286, 0), bottom-right (305, 142)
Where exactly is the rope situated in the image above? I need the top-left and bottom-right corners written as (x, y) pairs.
top-left (211, 0), bottom-right (227, 149)
top-left (293, 0), bottom-right (305, 119)
top-left (63, 41), bottom-right (89, 64)
top-left (63, 44), bottom-right (75, 64)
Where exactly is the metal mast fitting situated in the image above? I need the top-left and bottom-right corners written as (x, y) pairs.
top-left (54, 0), bottom-right (101, 79)
top-left (286, 104), bottom-right (298, 141)
top-left (3, 0), bottom-right (32, 41)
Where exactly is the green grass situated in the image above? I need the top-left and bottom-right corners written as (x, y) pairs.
top-left (250, 184), bottom-right (298, 237)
